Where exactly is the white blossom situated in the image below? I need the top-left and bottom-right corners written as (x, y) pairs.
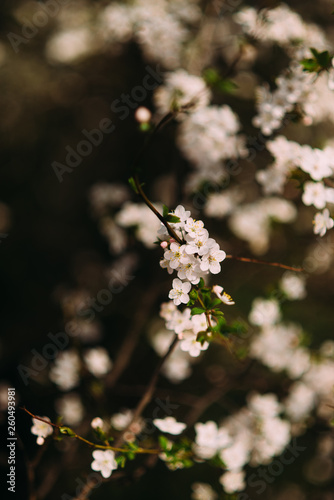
top-left (191, 482), bottom-right (217, 500)
top-left (154, 70), bottom-right (211, 117)
top-left (55, 393), bottom-right (84, 426)
top-left (302, 182), bottom-right (327, 210)
top-left (153, 416), bottom-right (186, 435)
top-left (199, 244), bottom-right (226, 274)
top-left (219, 470), bottom-right (246, 494)
top-left (313, 209), bottom-right (334, 237)
top-left (49, 350), bottom-right (81, 391)
top-left (180, 331), bottom-right (209, 357)
top-left (279, 272), bottom-right (307, 300)
top-left (249, 298), bottom-right (281, 326)
top-left (169, 278), bottom-right (192, 306)
top-left (91, 449), bottom-right (118, 478)
top-left (91, 417), bottom-right (108, 431)
top-left (212, 285), bottom-right (235, 305)
top-left (31, 416), bottom-right (53, 445)
top-left (84, 348), bottom-right (112, 377)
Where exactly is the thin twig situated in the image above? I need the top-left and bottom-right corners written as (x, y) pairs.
top-left (114, 335), bottom-right (179, 448)
top-left (225, 254), bottom-right (304, 272)
top-left (20, 408), bottom-right (159, 455)
top-left (105, 282), bottom-right (161, 388)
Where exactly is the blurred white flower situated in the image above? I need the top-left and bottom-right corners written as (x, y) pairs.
top-left (49, 350), bottom-right (81, 391)
top-left (91, 449), bottom-right (117, 478)
top-left (31, 416), bottom-right (53, 445)
top-left (153, 416), bottom-right (186, 435)
top-left (279, 272), bottom-right (307, 300)
top-left (84, 348), bottom-right (112, 377)
top-left (55, 393), bottom-right (84, 426)
top-left (249, 298), bottom-right (281, 326)
top-left (219, 470), bottom-right (246, 493)
top-left (313, 209), bottom-right (334, 237)
top-left (91, 417), bottom-right (108, 431)
top-left (191, 482), bottom-right (217, 500)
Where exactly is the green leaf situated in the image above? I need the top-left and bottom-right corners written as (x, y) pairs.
top-left (198, 278), bottom-right (205, 289)
top-left (165, 215), bottom-right (181, 223)
top-left (311, 48), bottom-right (331, 68)
top-left (93, 427), bottom-right (108, 441)
top-left (59, 426), bottom-right (76, 437)
top-left (300, 58), bottom-right (318, 72)
top-left (127, 442), bottom-right (139, 451)
top-left (159, 435), bottom-right (169, 450)
top-left (128, 176), bottom-right (139, 194)
top-left (182, 459), bottom-right (194, 468)
top-left (196, 331), bottom-right (209, 344)
top-left (212, 309), bottom-right (225, 318)
top-left (209, 298), bottom-right (222, 308)
top-left (202, 68), bottom-right (220, 85)
top-left (202, 293), bottom-right (211, 309)
top-left (163, 205), bottom-right (169, 217)
top-left (116, 455), bottom-right (127, 468)
top-left (191, 307), bottom-right (206, 315)
top-left (217, 79), bottom-right (238, 93)
top-left (202, 68), bottom-right (237, 93)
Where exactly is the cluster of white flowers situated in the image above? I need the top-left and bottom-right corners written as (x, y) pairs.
top-left (97, 0), bottom-right (201, 68)
top-left (228, 197), bottom-right (297, 254)
top-left (248, 296), bottom-right (334, 427)
top-left (256, 135), bottom-right (334, 237)
top-left (234, 4), bottom-right (327, 49)
top-left (154, 70), bottom-right (211, 117)
top-left (177, 105), bottom-right (247, 170)
top-left (251, 52), bottom-right (334, 137)
top-left (250, 322), bottom-right (310, 379)
top-left (160, 302), bottom-right (210, 358)
top-left (233, 2), bottom-right (334, 141)
top-left (45, 0), bottom-right (201, 67)
top-left (252, 65), bottom-right (314, 136)
top-left (159, 205), bottom-right (227, 293)
top-left (152, 71), bottom-right (248, 191)
top-left (110, 408), bottom-right (145, 443)
top-left (194, 392), bottom-right (291, 494)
